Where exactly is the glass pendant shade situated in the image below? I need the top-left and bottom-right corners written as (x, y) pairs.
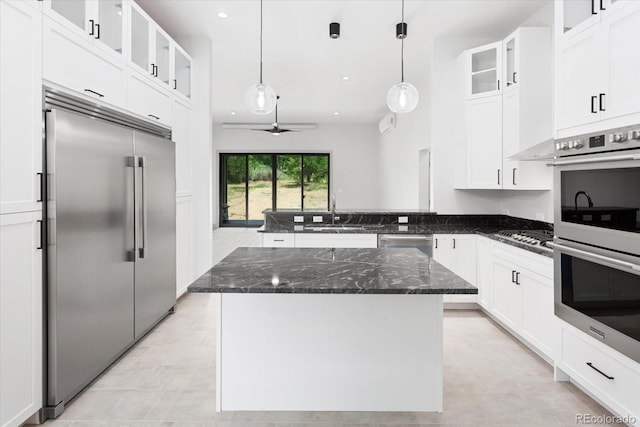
top-left (387, 81), bottom-right (419, 113)
top-left (246, 83), bottom-right (277, 114)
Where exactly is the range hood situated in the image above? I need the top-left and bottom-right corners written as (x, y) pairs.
top-left (505, 138), bottom-right (555, 161)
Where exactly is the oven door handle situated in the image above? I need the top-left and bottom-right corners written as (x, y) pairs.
top-left (551, 154), bottom-right (640, 166)
top-left (554, 242), bottom-right (640, 273)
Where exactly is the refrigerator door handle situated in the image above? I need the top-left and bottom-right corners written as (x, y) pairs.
top-left (127, 156), bottom-right (139, 262)
top-left (139, 156), bottom-right (148, 259)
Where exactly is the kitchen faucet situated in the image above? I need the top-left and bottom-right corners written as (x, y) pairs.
top-left (331, 193), bottom-right (337, 225)
top-left (574, 191), bottom-right (594, 211)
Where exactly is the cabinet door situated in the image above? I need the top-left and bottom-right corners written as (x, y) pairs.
top-left (558, 0), bottom-right (601, 39)
top-left (432, 235), bottom-right (453, 270)
top-left (173, 45), bottom-right (192, 99)
top-left (0, 0), bottom-right (43, 215)
top-left (153, 29), bottom-right (171, 87)
top-left (95, 0), bottom-right (124, 57)
top-left (43, 16), bottom-right (126, 107)
top-left (45, 0), bottom-right (89, 36)
top-left (452, 235), bottom-right (477, 285)
top-left (0, 211), bottom-right (43, 427)
top-left (599, 2), bottom-right (640, 121)
top-left (129, 2), bottom-right (152, 75)
top-left (491, 256), bottom-right (521, 331)
top-left (503, 31), bottom-right (519, 92)
top-left (468, 42), bottom-right (502, 99)
top-left (520, 267), bottom-right (555, 358)
top-left (476, 237), bottom-right (493, 309)
top-left (127, 71), bottom-right (171, 125)
top-left (173, 99), bottom-right (192, 195)
top-left (465, 96), bottom-right (503, 189)
top-left (555, 29), bottom-right (602, 130)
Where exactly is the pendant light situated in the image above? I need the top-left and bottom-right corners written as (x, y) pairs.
top-left (246, 0), bottom-right (277, 114)
top-left (386, 0), bottom-right (419, 113)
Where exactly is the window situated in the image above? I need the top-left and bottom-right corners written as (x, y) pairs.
top-left (220, 153), bottom-right (330, 226)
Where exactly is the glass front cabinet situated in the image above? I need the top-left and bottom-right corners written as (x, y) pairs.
top-left (467, 41), bottom-right (502, 99)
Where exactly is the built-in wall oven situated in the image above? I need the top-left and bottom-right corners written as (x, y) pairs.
top-left (553, 124), bottom-right (640, 363)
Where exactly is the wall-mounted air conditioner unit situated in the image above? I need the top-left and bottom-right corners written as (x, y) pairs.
top-left (378, 112), bottom-right (396, 133)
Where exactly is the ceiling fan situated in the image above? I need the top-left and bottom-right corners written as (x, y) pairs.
top-left (251, 96), bottom-right (300, 135)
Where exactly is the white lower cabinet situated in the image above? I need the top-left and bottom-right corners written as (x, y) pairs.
top-left (262, 233), bottom-right (295, 248)
top-left (557, 325), bottom-right (640, 426)
top-left (0, 211), bottom-right (43, 427)
top-left (475, 236), bottom-right (493, 309)
top-left (43, 15), bottom-right (125, 107)
top-left (488, 243), bottom-right (555, 361)
top-left (433, 234), bottom-right (477, 304)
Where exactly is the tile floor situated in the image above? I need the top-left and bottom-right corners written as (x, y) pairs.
top-left (38, 228), bottom-right (624, 427)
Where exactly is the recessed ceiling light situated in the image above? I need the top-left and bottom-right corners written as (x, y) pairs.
top-left (333, 111), bottom-right (340, 116)
top-left (217, 12), bottom-right (228, 19)
top-left (342, 76), bottom-right (350, 81)
top-left (230, 111), bottom-right (236, 115)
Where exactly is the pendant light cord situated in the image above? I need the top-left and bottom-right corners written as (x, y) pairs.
top-left (401, 0), bottom-right (405, 83)
top-left (259, 0), bottom-right (264, 84)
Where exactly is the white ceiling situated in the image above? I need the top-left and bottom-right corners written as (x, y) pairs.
top-left (137, 0), bottom-right (548, 125)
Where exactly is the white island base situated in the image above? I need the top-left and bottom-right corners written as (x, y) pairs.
top-left (216, 293), bottom-right (444, 412)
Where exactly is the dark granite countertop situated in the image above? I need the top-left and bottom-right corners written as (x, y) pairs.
top-left (188, 247), bottom-right (478, 295)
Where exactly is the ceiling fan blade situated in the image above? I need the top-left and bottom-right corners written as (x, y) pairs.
top-left (278, 129), bottom-right (300, 133)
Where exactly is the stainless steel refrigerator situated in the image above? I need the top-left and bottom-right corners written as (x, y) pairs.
top-left (43, 90), bottom-right (176, 418)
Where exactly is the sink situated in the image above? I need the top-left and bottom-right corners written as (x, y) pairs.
top-left (304, 225), bottom-right (366, 231)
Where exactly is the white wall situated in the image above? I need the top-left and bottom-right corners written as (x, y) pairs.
top-left (177, 37), bottom-right (213, 278)
top-left (377, 72), bottom-right (431, 210)
top-left (212, 124), bottom-right (381, 223)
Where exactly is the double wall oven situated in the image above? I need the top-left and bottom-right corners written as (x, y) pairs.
top-left (553, 124), bottom-right (640, 363)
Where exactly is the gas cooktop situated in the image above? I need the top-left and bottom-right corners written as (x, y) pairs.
top-left (494, 230), bottom-right (554, 252)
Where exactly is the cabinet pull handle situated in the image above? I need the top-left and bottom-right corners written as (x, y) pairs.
top-left (599, 93), bottom-right (606, 111)
top-left (37, 220), bottom-right (43, 250)
top-left (591, 0), bottom-right (597, 14)
top-left (515, 272), bottom-right (521, 285)
top-left (497, 80), bottom-right (500, 91)
top-left (89, 19), bottom-right (95, 36)
top-left (273, 239), bottom-right (285, 242)
top-left (453, 238), bottom-right (456, 249)
top-left (95, 23), bottom-right (100, 39)
top-left (497, 169), bottom-right (501, 185)
top-left (173, 79), bottom-right (177, 90)
top-left (37, 172), bottom-right (44, 202)
top-left (591, 95), bottom-right (598, 113)
top-left (511, 270), bottom-right (516, 283)
top-left (435, 238), bottom-right (438, 249)
top-left (155, 65), bottom-right (159, 77)
top-left (512, 168), bottom-right (517, 186)
top-left (84, 89), bottom-right (104, 98)
top-left (600, 0), bottom-right (606, 11)
top-left (151, 64), bottom-right (156, 76)
top-left (586, 362), bottom-right (614, 380)
top-left (148, 114), bottom-right (160, 120)
top-left (513, 72), bottom-right (517, 84)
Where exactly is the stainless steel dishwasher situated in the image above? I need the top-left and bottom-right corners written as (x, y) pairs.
top-left (377, 234), bottom-right (433, 257)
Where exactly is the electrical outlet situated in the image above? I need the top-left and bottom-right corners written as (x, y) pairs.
top-left (294, 225), bottom-right (304, 231)
top-left (312, 216), bottom-right (324, 223)
top-left (398, 225), bottom-right (409, 232)
top-left (293, 216), bottom-right (304, 223)
top-left (536, 213), bottom-right (545, 221)
top-left (398, 216), bottom-right (409, 224)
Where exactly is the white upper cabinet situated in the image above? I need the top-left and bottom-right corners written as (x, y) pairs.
top-left (44, 0), bottom-right (123, 59)
top-left (173, 45), bottom-right (192, 99)
top-left (464, 96), bottom-right (503, 189)
top-left (503, 34), bottom-right (518, 92)
top-left (0, 0), bottom-right (43, 215)
top-left (467, 42), bottom-right (503, 99)
top-left (127, 2), bottom-right (174, 89)
top-left (555, 0), bottom-right (640, 135)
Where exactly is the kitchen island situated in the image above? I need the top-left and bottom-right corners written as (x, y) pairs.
top-left (188, 247), bottom-right (477, 412)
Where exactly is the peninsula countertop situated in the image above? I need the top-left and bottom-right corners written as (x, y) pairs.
top-left (187, 247), bottom-right (478, 295)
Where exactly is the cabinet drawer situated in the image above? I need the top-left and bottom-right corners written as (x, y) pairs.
top-left (127, 72), bottom-right (172, 126)
top-left (262, 233), bottom-right (294, 248)
top-left (562, 328), bottom-right (640, 419)
top-left (43, 17), bottom-right (125, 108)
top-left (295, 233), bottom-right (377, 248)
